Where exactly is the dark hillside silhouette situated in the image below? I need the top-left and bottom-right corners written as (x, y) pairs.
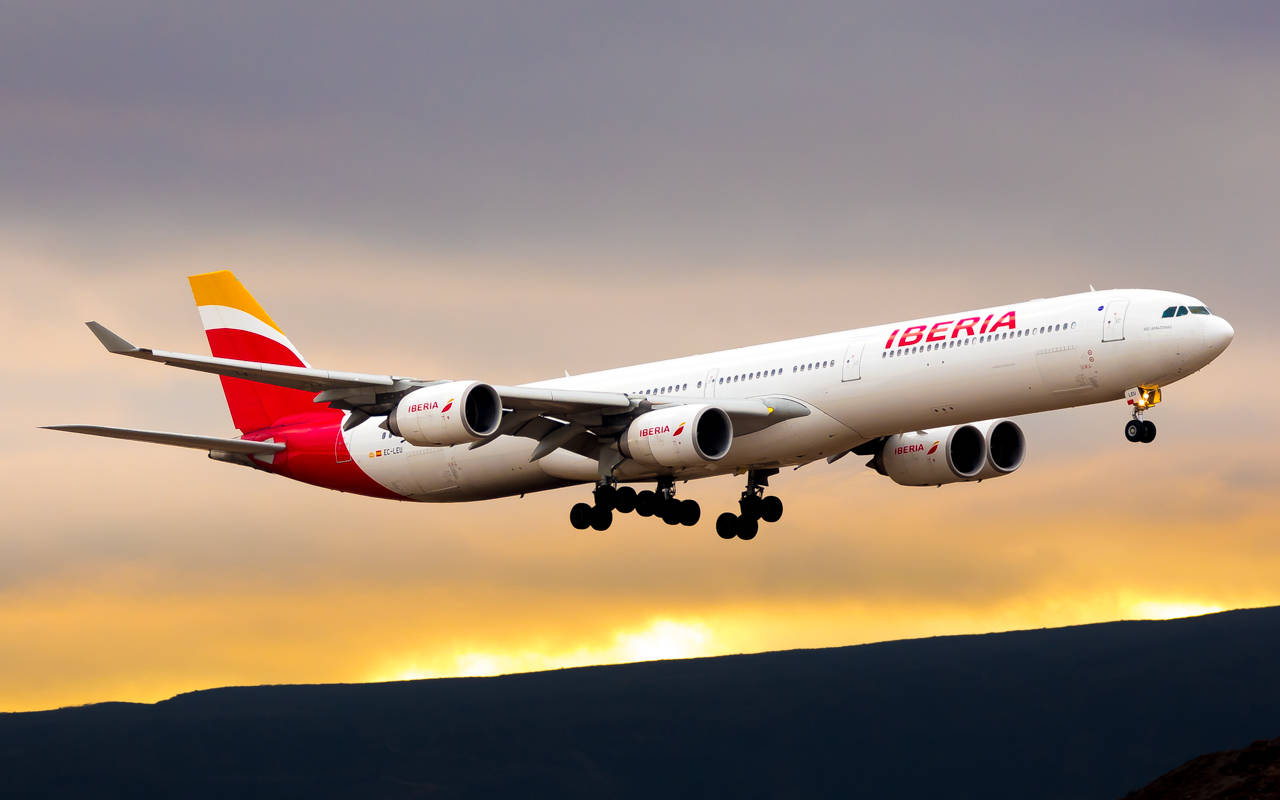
top-left (1, 607), bottom-right (1277, 799)
top-left (1125, 735), bottom-right (1280, 799)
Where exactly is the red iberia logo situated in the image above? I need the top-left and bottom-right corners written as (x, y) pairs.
top-left (441, 398), bottom-right (454, 414)
top-left (927, 441), bottom-right (939, 455)
top-left (673, 422), bottom-right (686, 436)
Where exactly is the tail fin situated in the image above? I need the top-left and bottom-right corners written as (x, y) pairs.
top-left (188, 270), bottom-right (333, 432)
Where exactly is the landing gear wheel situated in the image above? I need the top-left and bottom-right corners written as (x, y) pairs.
top-left (613, 486), bottom-right (637, 513)
top-left (589, 505), bottom-right (613, 532)
top-left (635, 490), bottom-right (658, 517)
top-left (661, 499), bottom-right (683, 526)
top-left (570, 502), bottom-right (593, 530)
top-left (1124, 419), bottom-right (1143, 443)
top-left (760, 495), bottom-right (783, 524)
top-left (716, 513), bottom-right (738, 540)
top-left (1141, 420), bottom-right (1157, 444)
top-left (739, 494), bottom-right (763, 520)
top-left (737, 516), bottom-right (759, 541)
top-left (679, 499), bottom-right (701, 527)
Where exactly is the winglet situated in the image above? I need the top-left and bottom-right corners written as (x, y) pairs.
top-left (85, 321), bottom-right (139, 354)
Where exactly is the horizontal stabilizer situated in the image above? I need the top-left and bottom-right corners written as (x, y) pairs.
top-left (41, 425), bottom-right (285, 455)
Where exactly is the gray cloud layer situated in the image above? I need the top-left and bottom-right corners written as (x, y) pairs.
top-left (5, 2), bottom-right (1278, 295)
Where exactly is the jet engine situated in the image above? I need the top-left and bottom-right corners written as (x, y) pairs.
top-left (874, 419), bottom-right (1026, 486)
top-left (620, 404), bottom-right (732, 468)
top-left (877, 424), bottom-right (986, 486)
top-left (387, 381), bottom-right (502, 447)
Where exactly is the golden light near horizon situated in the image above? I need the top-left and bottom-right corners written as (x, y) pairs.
top-left (373, 618), bottom-right (716, 683)
top-left (1129, 601), bottom-right (1226, 621)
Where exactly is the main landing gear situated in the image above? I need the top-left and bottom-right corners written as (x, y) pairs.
top-left (1123, 385), bottom-right (1160, 444)
top-left (570, 477), bottom-right (700, 532)
top-left (715, 469), bottom-right (783, 541)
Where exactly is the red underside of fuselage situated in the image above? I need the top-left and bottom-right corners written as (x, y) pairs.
top-left (244, 413), bottom-right (405, 501)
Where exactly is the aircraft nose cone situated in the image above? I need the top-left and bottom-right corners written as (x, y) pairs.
top-left (1205, 316), bottom-right (1234, 353)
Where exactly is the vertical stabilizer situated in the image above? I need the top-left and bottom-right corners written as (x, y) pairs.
top-left (188, 270), bottom-right (333, 432)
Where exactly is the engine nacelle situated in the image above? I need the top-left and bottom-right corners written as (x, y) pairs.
top-left (620, 404), bottom-right (732, 469)
top-left (387, 381), bottom-right (502, 447)
top-left (972, 419), bottom-right (1026, 480)
top-left (879, 424), bottom-right (986, 486)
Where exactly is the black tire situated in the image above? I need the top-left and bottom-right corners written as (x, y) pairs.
top-left (739, 494), bottom-right (763, 520)
top-left (737, 516), bottom-right (759, 541)
top-left (589, 505), bottom-right (613, 532)
top-left (1141, 420), bottom-right (1157, 443)
top-left (1124, 420), bottom-right (1143, 443)
top-left (661, 500), bottom-right (682, 526)
top-left (760, 495), bottom-right (783, 524)
top-left (716, 513), bottom-right (738, 540)
top-left (679, 499), bottom-right (701, 527)
top-left (613, 486), bottom-right (637, 513)
top-left (635, 490), bottom-right (658, 517)
top-left (569, 503), bottom-right (593, 530)
top-left (593, 484), bottom-right (617, 509)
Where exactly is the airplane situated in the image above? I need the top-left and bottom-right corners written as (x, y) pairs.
top-left (47, 271), bottom-right (1233, 540)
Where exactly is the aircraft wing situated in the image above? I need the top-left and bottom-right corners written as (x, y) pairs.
top-left (86, 321), bottom-right (414, 394)
top-left (84, 322), bottom-right (805, 440)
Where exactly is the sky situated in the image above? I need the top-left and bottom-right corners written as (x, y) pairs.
top-left (2, 1), bottom-right (1278, 712)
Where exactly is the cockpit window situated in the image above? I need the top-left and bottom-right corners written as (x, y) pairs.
top-left (1161, 306), bottom-right (1176, 318)
top-left (1175, 306), bottom-right (1189, 317)
top-left (1189, 306), bottom-right (1210, 315)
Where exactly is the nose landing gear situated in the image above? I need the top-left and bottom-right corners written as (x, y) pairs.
top-left (1123, 385), bottom-right (1160, 444)
top-left (716, 469), bottom-right (783, 541)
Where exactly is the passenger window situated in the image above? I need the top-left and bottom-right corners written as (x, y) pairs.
top-left (1176, 306), bottom-right (1189, 317)
top-left (1161, 307), bottom-right (1176, 318)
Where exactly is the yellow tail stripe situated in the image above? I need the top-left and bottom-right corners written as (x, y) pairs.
top-left (187, 270), bottom-right (283, 334)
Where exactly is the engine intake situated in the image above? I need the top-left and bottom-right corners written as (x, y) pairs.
top-left (620, 404), bottom-right (732, 469)
top-left (387, 381), bottom-right (502, 447)
top-left (973, 419), bottom-right (1026, 480)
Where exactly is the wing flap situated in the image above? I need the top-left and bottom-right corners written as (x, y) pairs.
top-left (492, 385), bottom-right (633, 413)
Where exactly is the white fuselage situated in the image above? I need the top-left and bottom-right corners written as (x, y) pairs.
top-left (345, 289), bottom-right (1233, 501)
